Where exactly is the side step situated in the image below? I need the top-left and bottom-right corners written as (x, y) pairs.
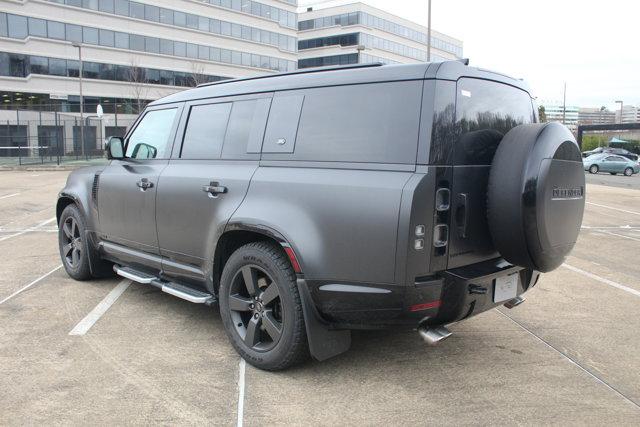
top-left (114, 265), bottom-right (216, 305)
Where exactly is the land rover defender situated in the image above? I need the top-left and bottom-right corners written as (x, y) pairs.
top-left (57, 61), bottom-right (586, 370)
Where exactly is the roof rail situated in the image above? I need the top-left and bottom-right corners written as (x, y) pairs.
top-left (196, 62), bottom-right (385, 88)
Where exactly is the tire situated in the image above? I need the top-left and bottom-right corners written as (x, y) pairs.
top-left (219, 241), bottom-right (308, 371)
top-left (487, 122), bottom-right (585, 272)
top-left (58, 204), bottom-right (92, 280)
top-left (589, 165), bottom-right (599, 174)
top-left (610, 172), bottom-right (617, 175)
top-left (624, 167), bottom-right (633, 177)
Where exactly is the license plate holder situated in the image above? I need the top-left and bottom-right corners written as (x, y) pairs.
top-left (493, 273), bottom-right (519, 303)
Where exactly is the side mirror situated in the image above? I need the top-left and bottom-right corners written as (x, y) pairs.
top-left (106, 136), bottom-right (124, 160)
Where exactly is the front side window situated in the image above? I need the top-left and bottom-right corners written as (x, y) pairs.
top-left (125, 108), bottom-right (177, 159)
top-left (180, 103), bottom-right (231, 159)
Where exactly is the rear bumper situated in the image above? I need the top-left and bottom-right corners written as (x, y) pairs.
top-left (305, 258), bottom-right (540, 330)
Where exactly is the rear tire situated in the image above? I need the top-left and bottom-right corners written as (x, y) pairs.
top-left (624, 167), bottom-right (633, 177)
top-left (589, 165), bottom-right (599, 174)
top-left (219, 241), bottom-right (308, 371)
top-left (58, 204), bottom-right (92, 280)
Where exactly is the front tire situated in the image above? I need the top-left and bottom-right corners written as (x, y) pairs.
top-left (589, 165), bottom-right (599, 174)
top-left (58, 204), bottom-right (92, 280)
top-left (219, 241), bottom-right (308, 371)
top-left (624, 167), bottom-right (633, 177)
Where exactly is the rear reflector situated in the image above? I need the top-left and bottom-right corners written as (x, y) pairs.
top-left (283, 246), bottom-right (302, 273)
top-left (409, 300), bottom-right (442, 312)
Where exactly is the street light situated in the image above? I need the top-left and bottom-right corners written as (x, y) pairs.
top-left (427, 0), bottom-right (432, 62)
top-left (615, 100), bottom-right (624, 124)
top-left (72, 42), bottom-right (85, 159)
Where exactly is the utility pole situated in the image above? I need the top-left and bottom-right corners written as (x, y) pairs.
top-left (615, 100), bottom-right (624, 124)
top-left (562, 82), bottom-right (567, 125)
top-left (427, 0), bottom-right (432, 61)
top-left (72, 42), bottom-right (85, 159)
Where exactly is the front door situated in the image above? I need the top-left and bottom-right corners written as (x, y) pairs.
top-left (156, 95), bottom-right (271, 286)
top-left (98, 105), bottom-right (182, 262)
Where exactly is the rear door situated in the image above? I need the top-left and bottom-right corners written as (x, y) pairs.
top-left (97, 105), bottom-right (182, 262)
top-left (447, 78), bottom-right (535, 268)
top-left (156, 94), bottom-right (272, 285)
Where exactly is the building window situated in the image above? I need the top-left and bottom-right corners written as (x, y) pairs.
top-left (99, 29), bottom-right (115, 47)
top-left (28, 17), bottom-right (47, 37)
top-left (99, 0), bottom-right (115, 14)
top-left (47, 20), bottom-right (66, 40)
top-left (8, 14), bottom-right (28, 39)
top-left (29, 56), bottom-right (49, 74)
top-left (65, 24), bottom-right (82, 43)
top-left (49, 58), bottom-right (67, 76)
top-left (83, 27), bottom-right (99, 45)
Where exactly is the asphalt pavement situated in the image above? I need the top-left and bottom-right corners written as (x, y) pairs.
top-left (1, 170), bottom-right (639, 425)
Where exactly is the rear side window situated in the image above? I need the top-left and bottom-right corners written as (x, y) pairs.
top-left (454, 78), bottom-right (534, 165)
top-left (222, 98), bottom-right (271, 159)
top-left (181, 103), bottom-right (232, 159)
top-left (293, 82), bottom-right (422, 164)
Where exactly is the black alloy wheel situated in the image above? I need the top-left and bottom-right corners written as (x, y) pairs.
top-left (228, 265), bottom-right (283, 352)
top-left (61, 216), bottom-right (83, 270)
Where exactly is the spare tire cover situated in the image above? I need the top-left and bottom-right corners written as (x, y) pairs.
top-left (487, 122), bottom-right (585, 272)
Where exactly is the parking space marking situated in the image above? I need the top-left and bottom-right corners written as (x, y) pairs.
top-left (237, 358), bottom-right (246, 427)
top-left (0, 216), bottom-right (56, 242)
top-left (0, 265), bottom-right (62, 305)
top-left (563, 264), bottom-right (640, 298)
top-left (586, 202), bottom-right (640, 216)
top-left (0, 192), bottom-right (20, 200)
top-left (599, 230), bottom-right (640, 243)
top-left (498, 310), bottom-right (640, 410)
top-left (69, 280), bottom-right (131, 336)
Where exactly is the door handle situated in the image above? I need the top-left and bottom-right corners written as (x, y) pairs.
top-left (455, 193), bottom-right (469, 238)
top-left (136, 178), bottom-right (154, 191)
top-left (202, 181), bottom-right (227, 197)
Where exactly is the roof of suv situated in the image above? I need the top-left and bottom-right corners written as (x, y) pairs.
top-left (150, 60), bottom-right (531, 106)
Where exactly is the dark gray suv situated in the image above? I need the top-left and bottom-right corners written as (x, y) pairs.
top-left (57, 61), bottom-right (586, 370)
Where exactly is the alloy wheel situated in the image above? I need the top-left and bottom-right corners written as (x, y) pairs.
top-left (228, 265), bottom-right (284, 352)
top-left (61, 217), bottom-right (82, 269)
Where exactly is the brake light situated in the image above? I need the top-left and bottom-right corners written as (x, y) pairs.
top-left (409, 300), bottom-right (442, 312)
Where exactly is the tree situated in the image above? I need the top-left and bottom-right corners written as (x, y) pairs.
top-left (126, 60), bottom-right (150, 114)
top-left (189, 63), bottom-right (209, 87)
top-left (538, 105), bottom-right (547, 122)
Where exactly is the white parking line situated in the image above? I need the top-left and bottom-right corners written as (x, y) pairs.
top-left (563, 264), bottom-right (640, 298)
top-left (69, 280), bottom-right (131, 336)
top-left (586, 202), bottom-right (640, 216)
top-left (0, 217), bottom-right (56, 242)
top-left (0, 192), bottom-right (20, 200)
top-left (237, 358), bottom-right (246, 427)
top-left (600, 230), bottom-right (640, 243)
top-left (0, 265), bottom-right (63, 305)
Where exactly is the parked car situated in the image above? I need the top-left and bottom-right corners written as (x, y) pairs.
top-left (57, 61), bottom-right (586, 370)
top-left (583, 153), bottom-right (639, 176)
top-left (582, 147), bottom-right (639, 162)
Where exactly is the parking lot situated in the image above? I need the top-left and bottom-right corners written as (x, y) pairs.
top-left (1, 170), bottom-right (639, 425)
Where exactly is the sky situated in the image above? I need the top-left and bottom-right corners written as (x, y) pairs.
top-left (299, 0), bottom-right (640, 109)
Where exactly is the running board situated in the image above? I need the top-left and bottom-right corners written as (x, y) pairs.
top-left (114, 265), bottom-right (216, 305)
top-left (503, 296), bottom-right (525, 309)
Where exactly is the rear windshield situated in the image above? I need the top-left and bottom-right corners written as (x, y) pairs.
top-left (454, 78), bottom-right (534, 165)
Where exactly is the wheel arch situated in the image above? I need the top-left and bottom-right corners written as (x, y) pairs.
top-left (212, 222), bottom-right (302, 295)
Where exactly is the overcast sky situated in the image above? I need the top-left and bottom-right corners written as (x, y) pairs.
top-left (299, 0), bottom-right (639, 109)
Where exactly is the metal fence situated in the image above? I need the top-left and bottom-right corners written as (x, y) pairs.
top-left (0, 111), bottom-right (136, 166)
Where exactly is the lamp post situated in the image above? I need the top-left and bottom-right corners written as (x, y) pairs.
top-left (72, 42), bottom-right (85, 159)
top-left (615, 100), bottom-right (624, 124)
top-left (427, 0), bottom-right (432, 61)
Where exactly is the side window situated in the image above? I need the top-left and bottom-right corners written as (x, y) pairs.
top-left (262, 94), bottom-right (304, 154)
top-left (222, 98), bottom-right (271, 159)
top-left (125, 108), bottom-right (178, 159)
top-left (292, 81), bottom-right (422, 163)
top-left (180, 103), bottom-right (232, 159)
top-left (605, 156), bottom-right (617, 161)
top-left (454, 78), bottom-right (534, 165)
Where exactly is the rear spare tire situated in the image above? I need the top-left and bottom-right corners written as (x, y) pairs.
top-left (487, 122), bottom-right (585, 272)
